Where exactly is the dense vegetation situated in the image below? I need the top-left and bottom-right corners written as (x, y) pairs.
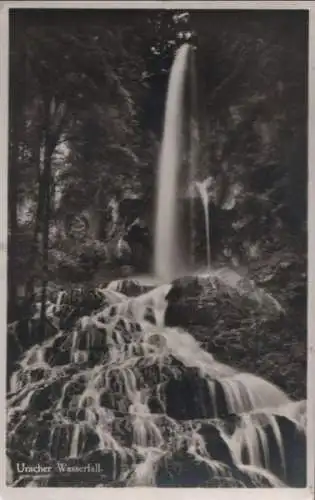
top-left (8, 9), bottom-right (307, 399)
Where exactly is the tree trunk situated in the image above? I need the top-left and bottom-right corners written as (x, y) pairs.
top-left (31, 96), bottom-right (66, 332)
top-left (25, 136), bottom-right (45, 305)
top-left (39, 148), bottom-right (53, 335)
top-left (8, 176), bottom-right (18, 321)
top-left (7, 123), bottom-right (19, 321)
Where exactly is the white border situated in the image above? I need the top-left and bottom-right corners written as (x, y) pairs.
top-left (0, 1), bottom-right (314, 500)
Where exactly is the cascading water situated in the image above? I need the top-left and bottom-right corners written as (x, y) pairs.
top-left (7, 280), bottom-right (306, 487)
top-left (154, 43), bottom-right (198, 282)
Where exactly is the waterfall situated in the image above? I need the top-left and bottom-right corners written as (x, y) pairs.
top-left (195, 180), bottom-right (211, 268)
top-left (154, 43), bottom-right (198, 282)
top-left (6, 38), bottom-right (305, 489)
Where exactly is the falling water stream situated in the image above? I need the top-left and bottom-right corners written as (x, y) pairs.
top-left (195, 180), bottom-right (211, 269)
top-left (154, 44), bottom-right (196, 282)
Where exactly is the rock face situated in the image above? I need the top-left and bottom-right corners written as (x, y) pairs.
top-left (6, 276), bottom-right (306, 488)
top-left (166, 269), bottom-right (284, 329)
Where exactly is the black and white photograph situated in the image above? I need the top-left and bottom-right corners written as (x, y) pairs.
top-left (5, 4), bottom-right (309, 489)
